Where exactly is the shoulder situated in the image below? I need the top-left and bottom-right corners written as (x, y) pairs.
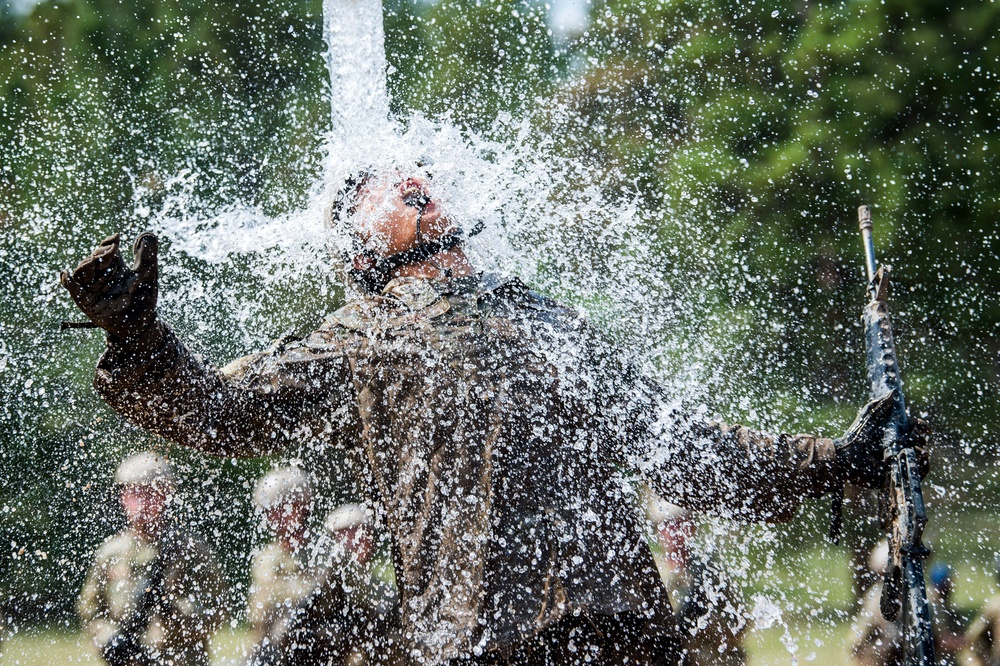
top-left (475, 274), bottom-right (580, 323)
top-left (93, 531), bottom-right (135, 563)
top-left (218, 324), bottom-right (355, 383)
top-left (983, 594), bottom-right (1000, 617)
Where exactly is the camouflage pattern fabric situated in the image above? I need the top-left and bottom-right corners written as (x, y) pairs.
top-left (274, 546), bottom-right (404, 666)
top-left (662, 555), bottom-right (748, 666)
top-left (964, 594), bottom-right (1000, 666)
top-left (77, 527), bottom-right (225, 666)
top-left (849, 582), bottom-right (902, 666)
top-left (246, 541), bottom-right (317, 657)
top-left (92, 273), bottom-right (839, 664)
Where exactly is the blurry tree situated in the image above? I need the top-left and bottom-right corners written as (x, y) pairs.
top-left (0, 0), bottom-right (331, 627)
top-left (385, 0), bottom-right (558, 138)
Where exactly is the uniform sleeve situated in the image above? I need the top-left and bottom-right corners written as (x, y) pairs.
top-left (248, 548), bottom-right (278, 637)
top-left (585, 327), bottom-right (838, 523)
top-left (93, 319), bottom-right (353, 458)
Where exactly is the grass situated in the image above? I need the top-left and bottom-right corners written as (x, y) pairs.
top-left (747, 619), bottom-right (852, 665)
top-left (0, 627), bottom-right (254, 666)
top-left (5, 503), bottom-right (995, 665)
top-left (2, 623), bottom-right (852, 665)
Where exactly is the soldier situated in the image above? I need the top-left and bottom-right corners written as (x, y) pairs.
top-left (850, 540), bottom-right (902, 666)
top-left (927, 563), bottom-right (966, 666)
top-left (246, 466), bottom-right (317, 665)
top-left (62, 168), bottom-right (916, 665)
top-left (276, 504), bottom-right (403, 665)
top-left (964, 559), bottom-right (1000, 666)
top-left (77, 451), bottom-right (226, 666)
top-left (650, 500), bottom-right (748, 666)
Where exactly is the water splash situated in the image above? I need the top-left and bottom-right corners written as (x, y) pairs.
top-left (324, 0), bottom-right (393, 142)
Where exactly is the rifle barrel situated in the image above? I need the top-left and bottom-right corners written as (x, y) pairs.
top-left (858, 205), bottom-right (878, 297)
top-left (856, 204), bottom-right (935, 665)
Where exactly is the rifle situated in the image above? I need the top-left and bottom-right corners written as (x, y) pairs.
top-left (856, 205), bottom-right (935, 665)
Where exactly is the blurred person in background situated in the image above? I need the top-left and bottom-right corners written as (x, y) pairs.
top-left (77, 450), bottom-right (226, 666)
top-left (849, 540), bottom-right (902, 666)
top-left (650, 499), bottom-right (748, 666)
top-left (962, 558), bottom-right (1000, 666)
top-left (274, 503), bottom-right (403, 665)
top-left (246, 466), bottom-right (318, 666)
top-left (926, 563), bottom-right (965, 666)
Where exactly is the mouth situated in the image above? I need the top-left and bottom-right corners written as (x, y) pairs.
top-left (400, 179), bottom-right (431, 212)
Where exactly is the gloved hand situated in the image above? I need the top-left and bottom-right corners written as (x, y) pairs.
top-left (834, 392), bottom-right (930, 488)
top-left (60, 233), bottom-right (159, 344)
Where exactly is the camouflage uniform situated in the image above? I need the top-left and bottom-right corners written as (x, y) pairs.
top-left (246, 466), bottom-right (317, 660)
top-left (663, 555), bottom-right (748, 666)
top-left (279, 534), bottom-right (403, 665)
top-left (849, 581), bottom-right (903, 666)
top-left (77, 526), bottom-right (226, 666)
top-left (247, 541), bottom-right (316, 656)
top-left (92, 274), bottom-right (841, 665)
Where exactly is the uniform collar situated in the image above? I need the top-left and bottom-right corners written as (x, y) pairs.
top-left (327, 273), bottom-right (525, 331)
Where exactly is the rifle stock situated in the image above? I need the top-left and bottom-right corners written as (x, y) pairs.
top-left (857, 206), bottom-right (935, 665)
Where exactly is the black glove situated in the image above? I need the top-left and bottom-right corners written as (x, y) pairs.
top-left (834, 392), bottom-right (930, 488)
top-left (60, 233), bottom-right (159, 344)
top-left (100, 629), bottom-right (156, 666)
top-left (834, 392), bottom-right (894, 488)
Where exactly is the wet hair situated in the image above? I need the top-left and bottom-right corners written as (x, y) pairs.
top-left (329, 169), bottom-right (374, 227)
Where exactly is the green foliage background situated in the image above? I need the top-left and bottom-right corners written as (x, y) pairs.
top-left (1, 0), bottom-right (997, 632)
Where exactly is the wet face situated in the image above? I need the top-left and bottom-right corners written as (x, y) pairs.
top-left (333, 525), bottom-right (374, 566)
top-left (265, 499), bottom-right (310, 542)
top-left (351, 172), bottom-right (453, 258)
top-left (121, 484), bottom-right (169, 541)
top-left (659, 517), bottom-right (695, 568)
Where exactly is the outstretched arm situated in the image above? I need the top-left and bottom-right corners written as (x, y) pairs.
top-left (607, 375), bottom-right (841, 522)
top-left (62, 234), bottom-right (348, 457)
top-left (93, 320), bottom-right (322, 457)
top-left (586, 332), bottom-right (892, 523)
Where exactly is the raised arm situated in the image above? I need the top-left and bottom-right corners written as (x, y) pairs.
top-left (62, 234), bottom-right (349, 457)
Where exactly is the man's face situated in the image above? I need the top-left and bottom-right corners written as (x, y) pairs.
top-left (352, 172), bottom-right (452, 258)
top-left (121, 484), bottom-right (168, 540)
top-left (659, 517), bottom-right (695, 568)
top-left (265, 499), bottom-right (310, 540)
top-left (333, 525), bottom-right (373, 565)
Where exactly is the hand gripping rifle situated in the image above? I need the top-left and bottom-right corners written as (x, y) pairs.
top-left (857, 205), bottom-right (935, 665)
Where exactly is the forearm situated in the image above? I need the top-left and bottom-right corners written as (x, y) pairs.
top-left (629, 407), bottom-right (838, 523)
top-left (94, 319), bottom-right (297, 457)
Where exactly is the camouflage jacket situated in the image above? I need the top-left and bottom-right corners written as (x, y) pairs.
top-left (94, 274), bottom-right (838, 664)
top-left (77, 527), bottom-right (226, 666)
top-left (275, 546), bottom-right (404, 666)
top-left (963, 593), bottom-right (1000, 666)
